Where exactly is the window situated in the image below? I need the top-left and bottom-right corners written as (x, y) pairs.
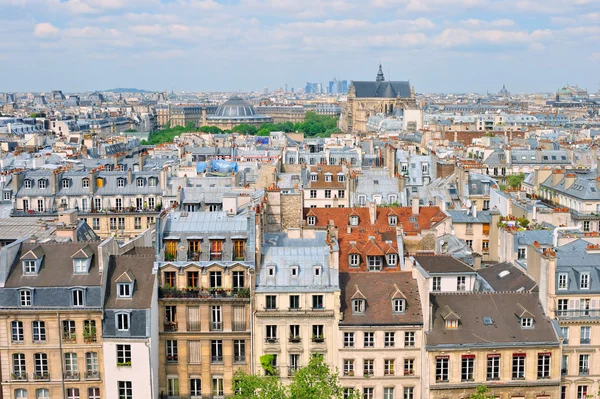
top-left (13, 353), bottom-right (26, 378)
top-left (389, 215), bottom-right (397, 225)
top-left (115, 282), bottom-right (132, 299)
top-left (521, 317), bottom-right (533, 328)
top-left (538, 353), bottom-right (551, 379)
top-left (584, 221), bottom-right (591, 231)
top-left (116, 313), bottom-right (129, 331)
top-left (32, 321), bottom-right (46, 342)
top-left (557, 299), bottom-right (568, 317)
top-left (163, 271), bottom-right (176, 288)
top-left (353, 299), bottom-right (365, 314)
top-left (457, 276), bottom-right (466, 291)
top-left (344, 388), bottom-right (356, 399)
top-left (11, 320), bottom-right (24, 342)
top-left (37, 199), bottom-right (44, 212)
top-left (487, 354), bottom-right (500, 380)
top-left (72, 289), bottom-right (84, 306)
top-left (580, 273), bottom-right (590, 289)
top-left (266, 295), bottom-right (277, 310)
top-left (364, 332), bottom-right (374, 348)
top-left (466, 239), bottom-right (473, 249)
top-left (37, 389), bottom-right (50, 399)
top-left (310, 189), bottom-right (317, 198)
top-left (210, 271), bottom-right (222, 288)
top-left (86, 352), bottom-right (99, 378)
top-left (482, 240), bottom-right (489, 251)
top-left (579, 354), bottom-right (590, 375)
top-left (20, 289), bottom-right (32, 306)
top-left (212, 377), bottom-right (224, 397)
top-left (558, 274), bottom-right (568, 290)
top-left (433, 276), bottom-right (441, 292)
top-left (403, 387), bottom-right (414, 399)
top-left (211, 340), bottom-right (223, 363)
top-left (210, 241), bottom-right (223, 261)
top-left (73, 259), bottom-right (88, 274)
top-left (512, 353), bottom-right (526, 379)
top-left (344, 332), bottom-right (355, 348)
top-left (338, 190), bottom-right (345, 198)
top-left (211, 306), bottom-right (222, 331)
top-left (92, 218), bottom-right (100, 230)
top-left (363, 359), bottom-right (374, 377)
top-left (404, 358), bottom-right (414, 376)
top-left (266, 325), bottom-right (277, 341)
top-left (148, 197), bottom-right (155, 209)
top-left (358, 196), bottom-right (366, 206)
top-left (343, 359), bottom-right (354, 376)
top-left (65, 352), bottom-right (78, 376)
top-left (350, 215), bottom-right (359, 225)
top-left (134, 217), bottom-right (142, 230)
top-left (310, 173), bottom-right (317, 181)
top-left (387, 254), bottom-right (397, 266)
top-left (118, 381), bottom-right (132, 399)
top-left (24, 179), bottom-right (32, 189)
top-left (23, 260), bottom-right (36, 275)
top-left (94, 198), bottom-right (102, 211)
top-left (117, 344), bottom-right (131, 366)
top-left (166, 340), bottom-right (178, 362)
top-left (325, 189), bottom-right (331, 198)
top-left (62, 179), bottom-right (70, 189)
top-left (115, 198), bottom-right (123, 211)
top-left (581, 326), bottom-right (591, 344)
top-left (436, 356), bottom-right (449, 382)
top-left (234, 340), bottom-right (245, 363)
top-left (577, 386), bottom-right (589, 399)
top-left (233, 240), bottom-right (245, 260)
top-left (561, 326), bottom-right (569, 345)
top-left (117, 178), bottom-right (125, 188)
top-left (461, 355), bottom-right (475, 381)
top-left (393, 299), bottom-right (405, 313)
top-left (190, 379), bottom-right (202, 397)
top-left (62, 320), bottom-right (75, 342)
top-left (384, 359), bottom-right (395, 376)
top-left (34, 353), bottom-right (48, 378)
top-left (368, 256), bottom-right (383, 271)
top-left (312, 294), bottom-right (324, 309)
top-left (22, 199), bottom-right (29, 211)
top-left (66, 389), bottom-right (79, 399)
top-left (312, 325), bottom-right (324, 341)
top-left (290, 266), bottom-right (298, 277)
top-left (289, 295), bottom-right (300, 310)
top-left (307, 216), bottom-right (316, 226)
top-left (87, 388), bottom-right (100, 399)
top-left (384, 332), bottom-right (395, 347)
top-left (404, 331), bottom-right (415, 347)
top-left (349, 254), bottom-right (360, 267)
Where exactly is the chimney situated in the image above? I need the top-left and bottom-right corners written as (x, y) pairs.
top-left (551, 169), bottom-right (563, 187)
top-left (127, 167), bottom-right (133, 185)
top-left (138, 151), bottom-right (145, 171)
top-left (50, 171), bottom-right (59, 195)
top-left (368, 201), bottom-right (377, 225)
top-left (472, 204), bottom-right (477, 218)
top-left (89, 169), bottom-right (97, 194)
top-left (564, 173), bottom-right (576, 190)
top-left (13, 170), bottom-right (24, 191)
top-left (411, 196), bottom-right (420, 216)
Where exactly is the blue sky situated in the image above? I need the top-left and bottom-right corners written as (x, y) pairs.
top-left (0, 0), bottom-right (599, 93)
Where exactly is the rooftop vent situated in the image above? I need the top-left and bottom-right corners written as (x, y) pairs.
top-left (483, 317), bottom-right (494, 325)
top-left (498, 270), bottom-right (510, 279)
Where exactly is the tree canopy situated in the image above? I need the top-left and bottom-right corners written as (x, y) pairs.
top-left (233, 354), bottom-right (357, 399)
top-left (470, 385), bottom-right (496, 399)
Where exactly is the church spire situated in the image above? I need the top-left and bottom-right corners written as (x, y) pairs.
top-left (376, 63), bottom-right (385, 82)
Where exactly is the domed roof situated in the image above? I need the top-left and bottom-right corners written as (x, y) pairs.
top-left (213, 96), bottom-right (257, 118)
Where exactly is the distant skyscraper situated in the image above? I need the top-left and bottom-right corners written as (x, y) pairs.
top-left (340, 80), bottom-right (348, 94)
top-left (329, 78), bottom-right (338, 94)
top-left (316, 83), bottom-right (322, 94)
top-left (264, 87), bottom-right (269, 94)
top-left (284, 84), bottom-right (288, 93)
top-left (305, 82), bottom-right (321, 94)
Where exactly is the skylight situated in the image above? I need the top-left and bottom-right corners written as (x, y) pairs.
top-left (483, 317), bottom-right (493, 325)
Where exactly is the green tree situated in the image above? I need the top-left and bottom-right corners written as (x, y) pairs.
top-left (470, 385), bottom-right (496, 399)
top-left (507, 173), bottom-right (526, 189)
top-left (233, 369), bottom-right (286, 399)
top-left (232, 123), bottom-right (258, 135)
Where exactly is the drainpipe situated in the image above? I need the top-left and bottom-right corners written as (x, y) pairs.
top-left (58, 313), bottom-right (66, 399)
top-left (248, 267), bottom-right (255, 374)
top-left (146, 341), bottom-right (154, 399)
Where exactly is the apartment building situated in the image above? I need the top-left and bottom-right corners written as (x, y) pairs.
top-left (102, 247), bottom-right (158, 399)
top-left (526, 239), bottom-right (600, 398)
top-left (426, 293), bottom-right (561, 399)
top-left (156, 210), bottom-right (256, 397)
top-left (0, 240), bottom-right (111, 399)
top-left (254, 231), bottom-right (340, 379)
top-left (409, 255), bottom-right (478, 293)
top-left (338, 272), bottom-right (423, 399)
top-left (447, 208), bottom-right (498, 261)
top-left (303, 164), bottom-right (350, 208)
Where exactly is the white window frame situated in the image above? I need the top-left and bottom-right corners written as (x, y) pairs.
top-left (116, 313), bottom-right (130, 331)
top-left (307, 216), bottom-right (316, 226)
top-left (558, 273), bottom-right (568, 290)
top-left (350, 215), bottom-right (359, 225)
top-left (521, 317), bottom-right (533, 328)
top-left (352, 299), bottom-right (365, 314)
top-left (117, 178), bottom-right (125, 188)
top-left (393, 298), bottom-right (405, 313)
top-left (580, 273), bottom-right (590, 289)
top-left (118, 283), bottom-right (132, 298)
top-left (72, 289), bottom-right (84, 307)
top-left (62, 179), bottom-right (70, 189)
top-left (387, 254), bottom-right (397, 266)
top-left (349, 254), bottom-right (360, 267)
top-left (20, 289), bottom-right (32, 306)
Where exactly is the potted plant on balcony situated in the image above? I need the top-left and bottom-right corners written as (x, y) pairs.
top-left (34, 372), bottom-right (49, 380)
top-left (164, 253), bottom-right (175, 261)
top-left (117, 361), bottom-right (131, 367)
top-left (83, 324), bottom-right (96, 343)
top-left (312, 334), bottom-right (325, 343)
top-left (346, 371), bottom-right (354, 377)
top-left (289, 334), bottom-right (301, 343)
top-left (236, 287), bottom-right (250, 298)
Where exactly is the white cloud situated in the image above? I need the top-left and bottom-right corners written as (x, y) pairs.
top-left (34, 22), bottom-right (60, 38)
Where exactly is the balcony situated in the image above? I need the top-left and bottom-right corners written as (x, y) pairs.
top-left (557, 309), bottom-right (600, 320)
top-left (344, 370), bottom-right (355, 377)
top-left (537, 373), bottom-right (551, 380)
top-left (187, 251), bottom-right (202, 261)
top-left (62, 333), bottom-right (76, 343)
top-left (364, 371), bottom-right (374, 378)
top-left (311, 336), bottom-right (325, 343)
top-left (580, 368), bottom-right (589, 376)
top-left (211, 355), bottom-right (223, 364)
top-left (404, 370), bottom-right (415, 376)
top-left (64, 371), bottom-right (80, 381)
top-left (33, 372), bottom-right (49, 381)
top-left (581, 338), bottom-right (591, 345)
top-left (232, 322), bottom-right (246, 331)
top-left (164, 321), bottom-right (178, 332)
top-left (561, 368), bottom-right (567, 376)
top-left (85, 370), bottom-right (101, 380)
top-left (289, 336), bottom-right (301, 343)
top-left (288, 368), bottom-right (299, 377)
top-left (234, 355), bottom-right (245, 364)
top-left (159, 287), bottom-right (250, 300)
top-left (265, 338), bottom-right (279, 344)
top-left (11, 372), bottom-right (27, 381)
top-left (188, 321), bottom-right (201, 331)
top-left (210, 322), bottom-right (222, 332)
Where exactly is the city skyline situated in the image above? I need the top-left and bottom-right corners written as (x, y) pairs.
top-left (0, 0), bottom-right (599, 93)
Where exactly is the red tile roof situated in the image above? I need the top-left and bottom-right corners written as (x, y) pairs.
top-left (305, 206), bottom-right (447, 272)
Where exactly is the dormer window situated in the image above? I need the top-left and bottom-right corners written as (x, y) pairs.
top-left (353, 299), bottom-right (365, 314)
top-left (149, 177), bottom-right (157, 187)
top-left (72, 289), bottom-right (84, 307)
top-left (290, 266), bottom-right (298, 277)
top-left (392, 299), bottom-right (405, 313)
top-left (314, 266), bottom-right (321, 276)
top-left (307, 216), bottom-right (316, 226)
top-left (136, 178), bottom-right (145, 187)
top-left (349, 254), bottom-right (360, 267)
top-left (325, 174), bottom-right (332, 182)
top-left (117, 178), bottom-right (125, 188)
top-left (82, 178), bottom-right (89, 188)
top-left (387, 254), bottom-right (397, 266)
top-left (388, 194), bottom-right (397, 204)
top-left (62, 179), bottom-right (70, 189)
top-left (73, 258), bottom-right (90, 274)
top-left (24, 179), bottom-right (32, 189)
top-left (520, 317), bottom-right (533, 328)
top-left (96, 177), bottom-right (104, 187)
top-left (23, 260), bottom-right (37, 275)
top-left (367, 256), bottom-right (383, 271)
top-left (310, 173), bottom-right (318, 182)
top-left (267, 266), bottom-right (276, 277)
top-left (20, 289), bottom-right (32, 307)
top-left (445, 320), bottom-right (459, 329)
top-left (350, 216), bottom-right (359, 226)
top-left (39, 180), bottom-right (47, 189)
top-left (389, 215), bottom-right (397, 226)
top-left (580, 273), bottom-right (590, 289)
top-left (118, 283), bottom-right (132, 298)
top-left (116, 312), bottom-right (130, 331)
top-left (337, 174), bottom-right (345, 182)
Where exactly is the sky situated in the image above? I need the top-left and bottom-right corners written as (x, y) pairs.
top-left (0, 0), bottom-right (599, 94)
